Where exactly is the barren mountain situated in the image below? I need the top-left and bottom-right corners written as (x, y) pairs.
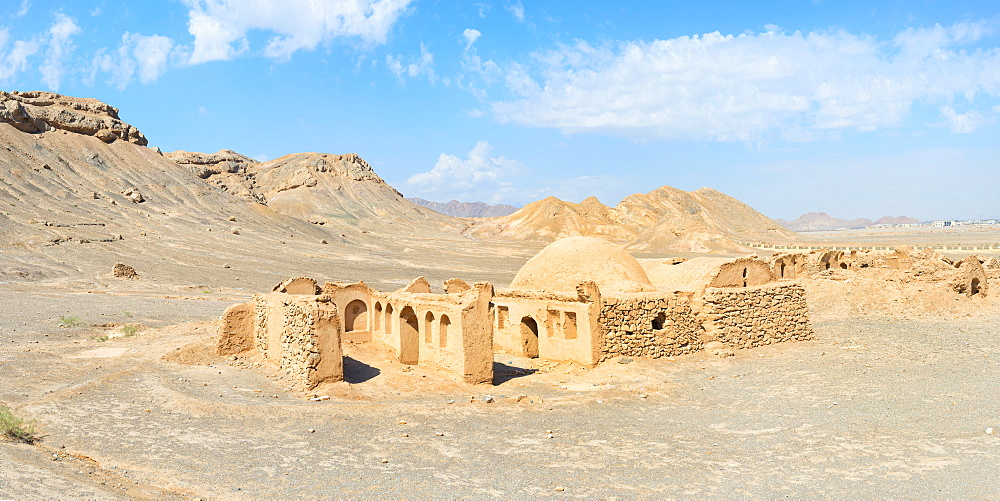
top-left (875, 215), bottom-right (922, 225)
top-left (468, 186), bottom-right (798, 253)
top-left (167, 150), bottom-right (461, 233)
top-left (408, 197), bottom-right (518, 217)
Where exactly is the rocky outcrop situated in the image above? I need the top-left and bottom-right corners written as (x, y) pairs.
top-left (0, 91), bottom-right (147, 145)
top-left (165, 149), bottom-right (256, 178)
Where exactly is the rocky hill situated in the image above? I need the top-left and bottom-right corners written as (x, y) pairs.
top-left (467, 186), bottom-right (798, 253)
top-left (408, 197), bottom-right (518, 218)
top-left (166, 150), bottom-right (461, 232)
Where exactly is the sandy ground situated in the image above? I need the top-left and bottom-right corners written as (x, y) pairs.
top-left (798, 225), bottom-right (1000, 248)
top-left (2, 275), bottom-right (999, 499)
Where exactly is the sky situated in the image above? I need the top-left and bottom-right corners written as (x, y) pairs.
top-left (2, 0), bottom-right (1000, 221)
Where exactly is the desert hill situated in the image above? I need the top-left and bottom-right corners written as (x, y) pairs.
top-left (467, 185), bottom-right (798, 253)
top-left (408, 197), bottom-right (519, 217)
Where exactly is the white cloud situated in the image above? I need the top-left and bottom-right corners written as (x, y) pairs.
top-left (405, 141), bottom-right (525, 203)
top-left (939, 106), bottom-right (992, 133)
top-left (0, 29), bottom-right (40, 81)
top-left (16, 0), bottom-right (30, 17)
top-left (485, 21), bottom-right (1000, 141)
top-left (39, 13), bottom-right (80, 91)
top-left (505, 1), bottom-right (525, 23)
top-left (474, 3), bottom-right (490, 19)
top-left (462, 28), bottom-right (481, 51)
top-left (91, 33), bottom-right (175, 90)
top-left (385, 42), bottom-right (434, 82)
top-left (182, 0), bottom-right (414, 64)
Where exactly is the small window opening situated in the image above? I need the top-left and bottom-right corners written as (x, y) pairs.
top-left (651, 311), bottom-right (666, 330)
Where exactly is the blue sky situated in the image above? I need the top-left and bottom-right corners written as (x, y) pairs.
top-left (2, 1), bottom-right (1000, 221)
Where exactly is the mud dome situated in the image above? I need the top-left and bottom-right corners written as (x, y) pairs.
top-left (218, 237), bottom-right (814, 386)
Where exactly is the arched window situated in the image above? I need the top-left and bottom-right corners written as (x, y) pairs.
top-left (385, 304), bottom-right (394, 334)
top-left (424, 311), bottom-right (435, 344)
top-left (439, 314), bottom-right (450, 348)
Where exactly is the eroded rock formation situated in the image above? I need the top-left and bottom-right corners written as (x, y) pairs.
top-left (0, 91), bottom-right (147, 145)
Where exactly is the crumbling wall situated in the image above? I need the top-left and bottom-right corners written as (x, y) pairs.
top-left (771, 253), bottom-right (807, 279)
top-left (253, 293), bottom-right (343, 388)
top-left (700, 283), bottom-right (813, 350)
top-left (216, 301), bottom-right (255, 356)
top-left (459, 283), bottom-right (495, 384)
top-left (599, 293), bottom-right (704, 361)
top-left (952, 255), bottom-right (988, 297)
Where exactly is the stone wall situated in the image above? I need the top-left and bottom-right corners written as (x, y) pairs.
top-left (599, 293), bottom-right (704, 362)
top-left (701, 283), bottom-right (813, 350)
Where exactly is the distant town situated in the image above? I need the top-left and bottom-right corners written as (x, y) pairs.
top-left (879, 219), bottom-right (1000, 229)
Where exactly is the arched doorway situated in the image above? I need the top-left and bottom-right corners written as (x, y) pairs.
top-left (520, 316), bottom-right (539, 358)
top-left (374, 302), bottom-right (382, 331)
top-left (344, 299), bottom-right (368, 332)
top-left (399, 306), bottom-right (419, 364)
top-left (971, 277), bottom-right (981, 296)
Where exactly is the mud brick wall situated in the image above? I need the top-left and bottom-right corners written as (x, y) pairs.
top-left (253, 294), bottom-right (269, 354)
top-left (279, 300), bottom-right (321, 386)
top-left (701, 283), bottom-right (813, 350)
top-left (253, 294), bottom-right (343, 388)
top-left (599, 294), bottom-right (704, 361)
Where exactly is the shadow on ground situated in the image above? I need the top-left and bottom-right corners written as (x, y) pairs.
top-left (343, 356), bottom-right (380, 383)
top-left (492, 361), bottom-right (537, 385)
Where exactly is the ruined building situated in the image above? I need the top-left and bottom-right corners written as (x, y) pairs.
top-left (219, 237), bottom-right (814, 387)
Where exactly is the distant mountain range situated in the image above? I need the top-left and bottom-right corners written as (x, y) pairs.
top-left (408, 197), bottom-right (519, 218)
top-left (775, 212), bottom-right (922, 231)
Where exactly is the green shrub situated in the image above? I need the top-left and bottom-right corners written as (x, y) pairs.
top-left (58, 315), bottom-right (83, 327)
top-left (0, 405), bottom-right (37, 443)
top-left (121, 325), bottom-right (140, 336)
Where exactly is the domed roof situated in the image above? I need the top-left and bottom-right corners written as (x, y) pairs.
top-left (509, 236), bottom-right (654, 294)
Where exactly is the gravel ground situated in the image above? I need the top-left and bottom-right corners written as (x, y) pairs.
top-left (2, 284), bottom-right (999, 500)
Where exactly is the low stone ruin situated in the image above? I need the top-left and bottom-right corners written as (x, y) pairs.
top-left (218, 237), bottom-right (817, 387)
top-left (769, 247), bottom-right (992, 297)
